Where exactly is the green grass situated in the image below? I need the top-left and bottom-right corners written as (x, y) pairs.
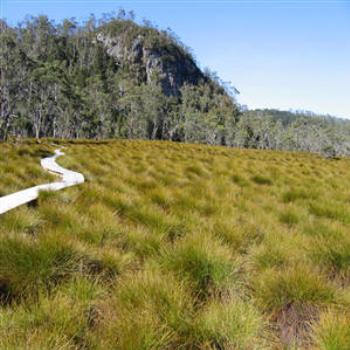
top-left (0, 141), bottom-right (54, 195)
top-left (313, 310), bottom-right (350, 350)
top-left (163, 232), bottom-right (235, 298)
top-left (1, 139), bottom-right (350, 348)
top-left (0, 235), bottom-right (77, 301)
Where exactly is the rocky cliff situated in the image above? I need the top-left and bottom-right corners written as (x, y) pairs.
top-left (96, 21), bottom-right (206, 96)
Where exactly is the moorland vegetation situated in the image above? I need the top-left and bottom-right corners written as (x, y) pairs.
top-left (0, 140), bottom-right (350, 349)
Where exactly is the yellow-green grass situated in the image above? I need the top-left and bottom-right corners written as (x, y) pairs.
top-left (0, 141), bottom-right (55, 196)
top-left (1, 139), bottom-right (350, 349)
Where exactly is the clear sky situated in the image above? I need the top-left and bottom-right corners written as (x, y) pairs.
top-left (2, 0), bottom-right (350, 118)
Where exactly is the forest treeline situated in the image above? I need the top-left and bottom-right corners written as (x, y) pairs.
top-left (0, 12), bottom-right (239, 143)
top-left (1, 11), bottom-right (349, 157)
top-left (236, 109), bottom-right (350, 158)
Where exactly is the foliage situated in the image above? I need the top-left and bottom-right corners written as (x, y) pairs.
top-left (2, 14), bottom-right (349, 157)
top-left (0, 14), bottom-right (239, 144)
top-left (235, 109), bottom-right (350, 157)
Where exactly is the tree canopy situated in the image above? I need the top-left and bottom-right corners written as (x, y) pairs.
top-left (1, 13), bottom-right (349, 157)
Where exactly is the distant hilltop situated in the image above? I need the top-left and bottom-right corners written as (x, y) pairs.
top-left (0, 14), bottom-right (237, 142)
top-left (1, 13), bottom-right (350, 157)
top-left (96, 20), bottom-right (206, 96)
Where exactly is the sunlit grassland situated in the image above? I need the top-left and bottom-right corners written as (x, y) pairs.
top-left (0, 141), bottom-right (55, 196)
top-left (1, 139), bottom-right (350, 349)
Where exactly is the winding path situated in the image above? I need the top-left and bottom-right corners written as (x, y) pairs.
top-left (0, 149), bottom-right (84, 215)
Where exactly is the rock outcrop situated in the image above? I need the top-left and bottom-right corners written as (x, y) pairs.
top-left (96, 27), bottom-right (205, 96)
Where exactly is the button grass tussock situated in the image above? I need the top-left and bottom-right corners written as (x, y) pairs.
top-left (1, 139), bottom-right (350, 348)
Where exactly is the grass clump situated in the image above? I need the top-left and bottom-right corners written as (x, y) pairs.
top-left (309, 201), bottom-right (350, 224)
top-left (313, 310), bottom-right (350, 350)
top-left (255, 265), bottom-right (336, 311)
top-left (164, 233), bottom-right (235, 298)
top-left (279, 208), bottom-right (300, 227)
top-left (79, 246), bottom-right (133, 280)
top-left (93, 268), bottom-right (193, 349)
top-left (0, 143), bottom-right (54, 195)
top-left (2, 140), bottom-right (350, 347)
top-left (251, 174), bottom-right (273, 185)
top-left (0, 236), bottom-right (77, 302)
top-left (251, 232), bottom-right (303, 270)
top-left (308, 232), bottom-right (350, 278)
top-left (0, 207), bottom-right (43, 235)
top-left (231, 174), bottom-right (249, 187)
top-left (0, 277), bottom-right (103, 349)
top-left (192, 300), bottom-right (266, 349)
top-left (253, 264), bottom-right (339, 347)
top-left (282, 188), bottom-right (315, 203)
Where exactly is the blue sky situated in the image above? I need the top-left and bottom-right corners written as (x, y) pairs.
top-left (2, 0), bottom-right (350, 118)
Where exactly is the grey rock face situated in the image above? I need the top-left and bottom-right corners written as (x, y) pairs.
top-left (96, 32), bottom-right (204, 96)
